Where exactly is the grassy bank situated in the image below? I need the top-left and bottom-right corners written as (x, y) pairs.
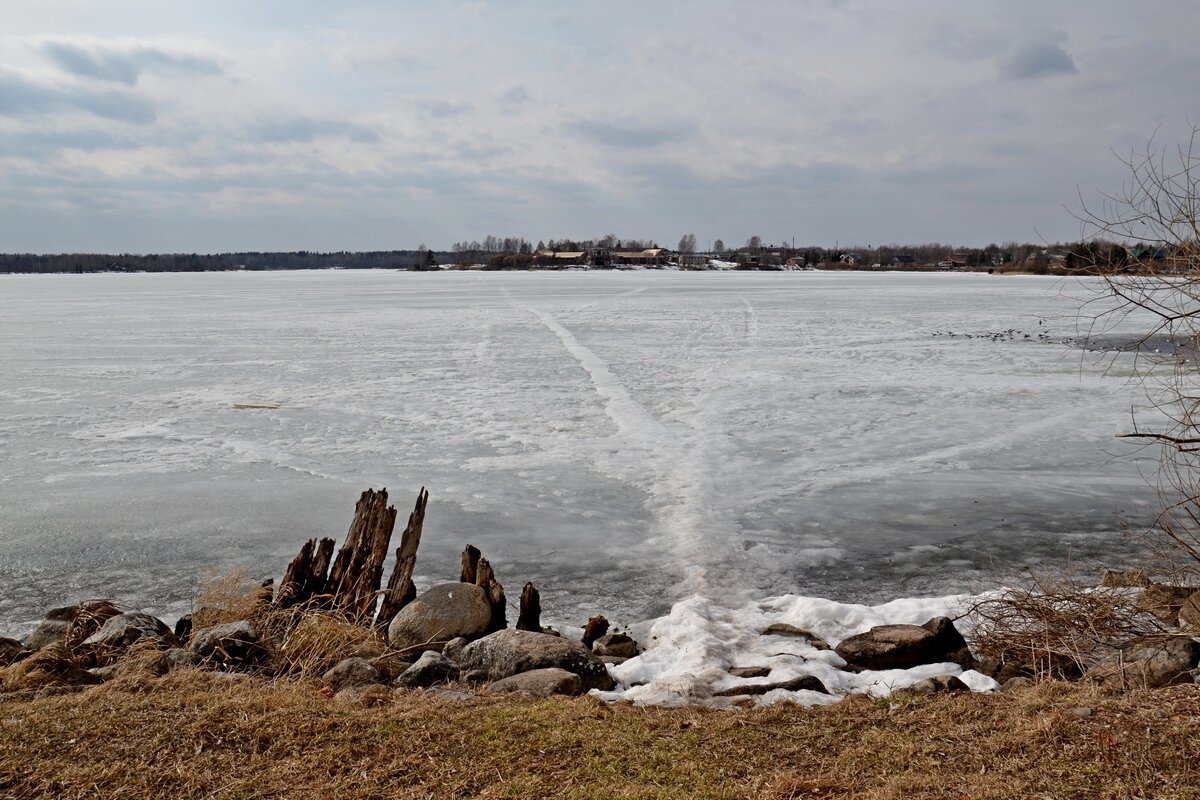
top-left (1, 672), bottom-right (1197, 799)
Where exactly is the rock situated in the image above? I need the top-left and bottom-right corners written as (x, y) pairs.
top-left (395, 650), bottom-right (459, 689)
top-left (43, 605), bottom-right (79, 622)
top-left (713, 675), bottom-right (828, 697)
top-left (730, 666), bottom-right (772, 679)
top-left (164, 648), bottom-right (199, 671)
top-left (462, 669), bottom-right (490, 686)
top-left (1069, 707), bottom-right (1094, 718)
top-left (1179, 590), bottom-right (1200, 632)
top-left (1100, 569), bottom-right (1151, 588)
top-left (761, 624), bottom-right (831, 650)
top-left (367, 654), bottom-right (413, 683)
top-left (600, 656), bottom-right (629, 666)
top-left (592, 633), bottom-right (639, 659)
top-left (487, 668), bottom-right (584, 697)
top-left (3, 644), bottom-right (102, 690)
top-left (458, 629), bottom-right (615, 691)
top-left (442, 637), bottom-right (469, 663)
top-left (83, 612), bottom-right (173, 650)
top-left (908, 675), bottom-right (969, 695)
top-left (24, 620), bottom-right (69, 651)
top-left (1137, 584), bottom-right (1197, 623)
top-left (174, 614), bottom-right (193, 641)
top-left (1001, 676), bottom-right (1034, 692)
top-left (0, 637), bottom-right (31, 667)
top-left (322, 657), bottom-right (383, 693)
top-left (1089, 636), bottom-right (1200, 690)
top-left (189, 620), bottom-right (266, 670)
top-left (834, 617), bottom-right (973, 672)
top-left (386, 583), bottom-right (492, 651)
top-left (426, 687), bottom-right (474, 702)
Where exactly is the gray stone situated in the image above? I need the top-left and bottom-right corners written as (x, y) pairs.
top-left (395, 650), bottom-right (459, 689)
top-left (599, 655), bottom-right (629, 666)
top-left (189, 620), bottom-right (266, 669)
top-left (834, 617), bottom-right (973, 672)
top-left (334, 684), bottom-right (393, 707)
top-left (1179, 590), bottom-right (1200, 632)
top-left (1068, 707), bottom-right (1093, 718)
top-left (426, 687), bottom-right (474, 702)
top-left (43, 605), bottom-right (79, 623)
top-left (908, 675), bottom-right (969, 695)
top-left (164, 648), bottom-right (199, 671)
top-left (0, 637), bottom-right (30, 667)
top-left (592, 633), bottom-right (639, 659)
top-left (1099, 569), bottom-right (1151, 588)
top-left (386, 583), bottom-right (492, 651)
top-left (761, 624), bottom-right (831, 650)
top-left (713, 674), bottom-right (828, 697)
top-left (83, 612), bottom-right (173, 649)
top-left (730, 666), bottom-right (772, 679)
top-left (442, 637), bottom-right (469, 663)
top-left (458, 629), bottom-right (615, 691)
top-left (322, 657), bottom-right (383, 693)
top-left (462, 668), bottom-right (490, 686)
top-left (488, 668), bottom-right (584, 697)
top-left (25, 620), bottom-right (69, 651)
top-left (1001, 676), bottom-right (1034, 692)
top-left (1089, 637), bottom-right (1200, 690)
top-left (1137, 584), bottom-right (1197, 624)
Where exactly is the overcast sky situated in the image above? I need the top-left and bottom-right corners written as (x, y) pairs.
top-left (1, 1), bottom-right (1198, 253)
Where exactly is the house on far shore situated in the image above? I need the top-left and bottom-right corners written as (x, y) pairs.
top-left (609, 248), bottom-right (671, 268)
top-left (938, 254), bottom-right (968, 269)
top-left (891, 254), bottom-right (916, 267)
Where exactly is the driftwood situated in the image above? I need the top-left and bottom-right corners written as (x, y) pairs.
top-left (326, 489), bottom-right (398, 620)
top-left (517, 582), bottom-right (541, 632)
top-left (375, 487), bottom-right (429, 629)
top-left (475, 557), bottom-right (507, 634)
top-left (459, 545), bottom-right (482, 584)
top-left (582, 615), bottom-right (609, 648)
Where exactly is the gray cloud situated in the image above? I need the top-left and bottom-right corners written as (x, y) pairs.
top-left (566, 119), bottom-right (691, 149)
top-left (249, 117), bottom-right (380, 144)
top-left (415, 98), bottom-right (471, 118)
top-left (1000, 41), bottom-right (1078, 80)
top-left (41, 41), bottom-right (222, 85)
top-left (0, 70), bottom-right (155, 123)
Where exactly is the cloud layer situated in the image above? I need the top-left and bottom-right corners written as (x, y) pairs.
top-left (1, 1), bottom-right (1198, 253)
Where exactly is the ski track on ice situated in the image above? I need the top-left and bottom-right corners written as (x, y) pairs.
top-left (741, 298), bottom-right (759, 340)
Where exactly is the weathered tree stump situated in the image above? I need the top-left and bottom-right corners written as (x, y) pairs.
top-left (459, 545), bottom-right (481, 584)
top-left (582, 615), bottom-right (609, 648)
top-left (375, 487), bottom-right (429, 629)
top-left (475, 557), bottom-right (507, 634)
top-left (517, 582), bottom-right (541, 632)
top-left (277, 537), bottom-right (336, 609)
top-left (326, 488), bottom-right (398, 621)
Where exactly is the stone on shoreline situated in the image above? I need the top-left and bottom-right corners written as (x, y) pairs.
top-left (458, 629), bottom-right (614, 691)
top-left (592, 633), bottom-right (639, 659)
top-left (189, 620), bottom-right (266, 670)
top-left (835, 617), bottom-right (973, 672)
top-left (83, 613), bottom-right (174, 650)
top-left (386, 583), bottom-right (492, 652)
top-left (487, 668), bottom-right (583, 697)
top-left (395, 651), bottom-right (459, 689)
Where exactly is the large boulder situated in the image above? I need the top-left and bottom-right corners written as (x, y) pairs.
top-left (322, 657), bottom-right (383, 693)
top-left (0, 637), bottom-right (31, 667)
top-left (387, 583), bottom-right (492, 651)
top-left (713, 675), bottom-right (828, 697)
top-left (835, 617), bottom-right (973, 672)
top-left (487, 668), bottom-right (583, 697)
top-left (83, 612), bottom-right (174, 650)
top-left (24, 620), bottom-right (70, 651)
top-left (395, 651), bottom-right (459, 689)
top-left (189, 620), bottom-right (266, 670)
top-left (1179, 590), bottom-right (1200, 632)
top-left (761, 624), bottom-right (831, 651)
top-left (1089, 637), bottom-right (1200, 690)
top-left (458, 629), bottom-right (615, 691)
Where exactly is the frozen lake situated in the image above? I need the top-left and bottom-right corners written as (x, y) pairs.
top-left (0, 270), bottom-right (1160, 637)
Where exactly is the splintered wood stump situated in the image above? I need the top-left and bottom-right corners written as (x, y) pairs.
top-left (517, 582), bottom-right (541, 632)
top-left (325, 488), bottom-right (398, 621)
top-left (582, 615), bottom-right (609, 648)
top-left (375, 487), bottom-right (429, 629)
top-left (276, 536), bottom-right (336, 609)
top-left (475, 557), bottom-right (507, 634)
top-left (459, 545), bottom-right (481, 584)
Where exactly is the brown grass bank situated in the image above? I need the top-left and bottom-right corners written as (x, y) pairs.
top-left (1, 674), bottom-right (1198, 800)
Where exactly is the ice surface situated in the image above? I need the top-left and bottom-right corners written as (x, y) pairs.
top-left (0, 270), bottom-right (1161, 639)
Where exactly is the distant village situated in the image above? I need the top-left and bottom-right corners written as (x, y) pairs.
top-left (0, 236), bottom-right (1176, 275)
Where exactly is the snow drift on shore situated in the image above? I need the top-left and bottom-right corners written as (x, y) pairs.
top-left (596, 592), bottom-right (998, 707)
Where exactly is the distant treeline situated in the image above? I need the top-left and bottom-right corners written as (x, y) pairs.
top-left (0, 250), bottom-right (438, 274)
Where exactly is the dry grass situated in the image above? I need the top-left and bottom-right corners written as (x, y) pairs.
top-left (192, 568), bottom-right (268, 631)
top-left (0, 675), bottom-right (1197, 799)
top-left (267, 610), bottom-right (386, 679)
top-left (967, 579), bottom-right (1168, 679)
